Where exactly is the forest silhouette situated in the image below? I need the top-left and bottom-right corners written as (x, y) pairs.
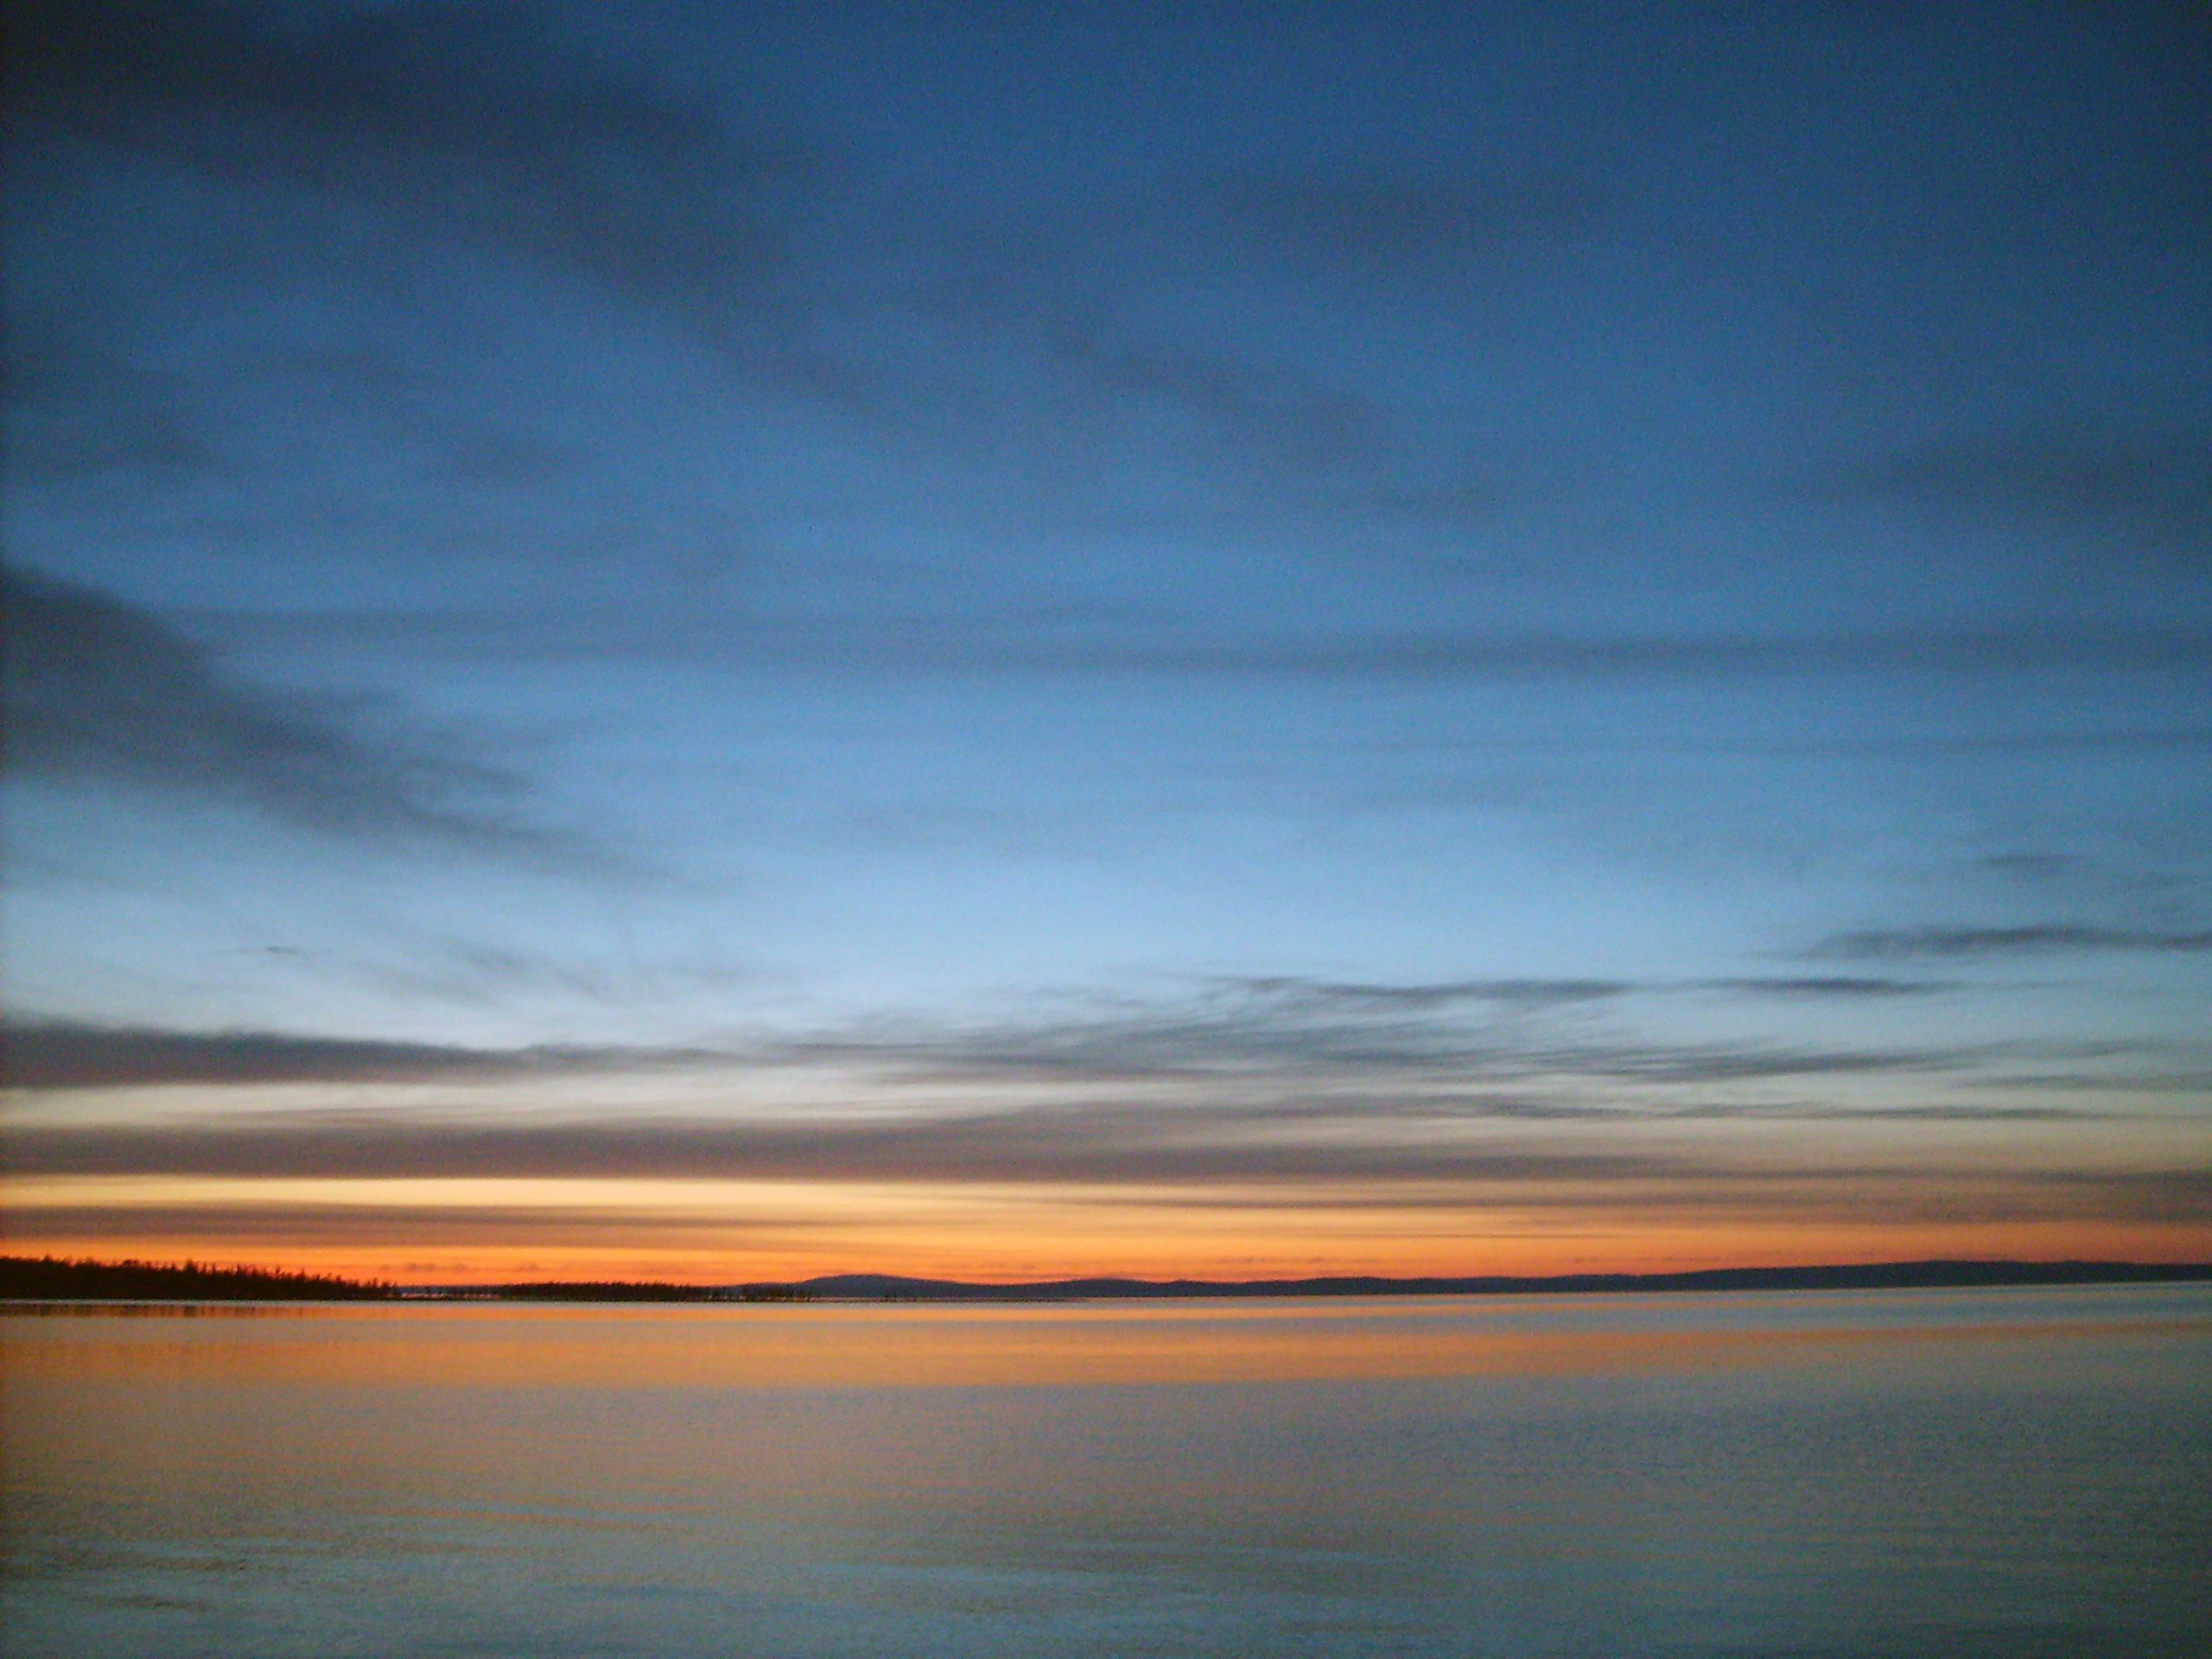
top-left (5, 1254), bottom-right (2209, 1304)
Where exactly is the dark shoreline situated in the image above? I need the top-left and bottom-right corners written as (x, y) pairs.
top-left (793, 1260), bottom-right (2212, 1302)
top-left (6, 1253), bottom-right (2210, 1305)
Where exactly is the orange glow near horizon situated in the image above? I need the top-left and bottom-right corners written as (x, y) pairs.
top-left (7, 1173), bottom-right (2207, 1286)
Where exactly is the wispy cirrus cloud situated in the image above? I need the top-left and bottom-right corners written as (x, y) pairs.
top-left (0, 1018), bottom-right (716, 1093)
top-left (315, 931), bottom-right (753, 1015)
top-left (1041, 321), bottom-right (1388, 473)
top-left (1217, 976), bottom-right (1633, 1011)
top-left (0, 1005), bottom-right (1964, 1097)
top-left (183, 597), bottom-right (2212, 684)
top-left (1228, 975), bottom-right (1955, 1004)
top-left (2, 569), bottom-right (612, 862)
top-left (1812, 924), bottom-right (2212, 961)
top-left (3, 973), bottom-right (2183, 1230)
top-left (769, 1007), bottom-right (1964, 1089)
top-left (1700, 976), bottom-right (1955, 998)
top-left (10, 0), bottom-right (804, 347)
top-left (1843, 424), bottom-right (2212, 561)
top-left (8, 1108), bottom-right (2196, 1232)
top-left (0, 1198), bottom-right (843, 1253)
top-left (753, 974), bottom-right (2013, 1091)
top-left (0, 1105), bottom-right (1669, 1186)
top-left (8, 960), bottom-right (2146, 1098)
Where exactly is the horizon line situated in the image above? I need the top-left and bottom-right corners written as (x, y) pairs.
top-left (8, 1253), bottom-right (2212, 1303)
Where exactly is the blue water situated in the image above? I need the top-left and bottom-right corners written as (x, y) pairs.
top-left (4, 1286), bottom-right (2209, 1656)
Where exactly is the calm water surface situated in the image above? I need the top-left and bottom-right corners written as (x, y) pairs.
top-left (4, 1287), bottom-right (2209, 1657)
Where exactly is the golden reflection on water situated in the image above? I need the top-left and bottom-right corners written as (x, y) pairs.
top-left (7, 1292), bottom-right (2204, 1390)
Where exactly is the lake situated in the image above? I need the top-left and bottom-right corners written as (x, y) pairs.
top-left (4, 1286), bottom-right (2209, 1656)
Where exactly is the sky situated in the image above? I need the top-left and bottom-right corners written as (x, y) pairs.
top-left (3, 0), bottom-right (2209, 1284)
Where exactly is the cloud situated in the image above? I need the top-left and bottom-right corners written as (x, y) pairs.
top-left (10, 0), bottom-right (803, 347)
top-left (1043, 322), bottom-right (1387, 471)
top-left (7, 1108), bottom-right (2195, 1230)
top-left (1220, 976), bottom-right (1632, 1011)
top-left (2031, 1168), bottom-right (2212, 1226)
top-left (0, 1018), bottom-right (713, 1092)
top-left (1, 569), bottom-right (615, 861)
top-left (3, 982), bottom-right (2175, 1221)
top-left (1701, 976), bottom-right (1954, 998)
top-left (1841, 425), bottom-right (2212, 561)
top-left (1076, 625), bottom-right (2203, 683)
top-left (190, 598), bottom-right (2212, 685)
top-left (0, 1106), bottom-right (1680, 1186)
top-left (0, 1199), bottom-right (835, 1249)
top-left (0, 988), bottom-right (2009, 1100)
top-left (4, 7), bottom-right (1502, 541)
top-left (768, 979), bottom-right (1980, 1088)
top-left (1812, 924), bottom-right (2212, 961)
top-left (15, 1176), bottom-right (2202, 1240)
top-left (8, 949), bottom-right (2180, 1119)
top-left (1977, 1066), bottom-right (2212, 1097)
top-left (1242, 973), bottom-right (1960, 1006)
top-left (8, 1007), bottom-right (2146, 1126)
top-left (299, 929), bottom-right (756, 1014)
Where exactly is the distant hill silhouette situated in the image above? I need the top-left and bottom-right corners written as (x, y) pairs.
top-left (785, 1260), bottom-right (2212, 1301)
top-left (6, 1254), bottom-right (2207, 1304)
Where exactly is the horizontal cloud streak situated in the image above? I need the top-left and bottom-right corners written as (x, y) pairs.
top-left (0, 1020), bottom-right (712, 1092)
top-left (8, 1112), bottom-right (2200, 1229)
top-left (760, 976), bottom-right (1992, 1087)
top-left (1218, 976), bottom-right (1633, 1010)
top-left (197, 603), bottom-right (2212, 682)
top-left (11, 0), bottom-right (799, 346)
top-left (1, 571), bottom-right (608, 862)
top-left (1843, 424), bottom-right (2212, 560)
top-left (0, 1201), bottom-right (838, 1248)
top-left (10, 980), bottom-right (2179, 1096)
top-left (1814, 925), bottom-right (2212, 960)
top-left (1701, 977), bottom-right (1955, 998)
top-left (0, 1109), bottom-right (1688, 1185)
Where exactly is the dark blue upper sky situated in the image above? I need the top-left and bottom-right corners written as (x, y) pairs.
top-left (3, 1), bottom-right (2207, 1273)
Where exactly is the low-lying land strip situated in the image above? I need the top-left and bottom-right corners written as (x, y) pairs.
top-left (6, 1254), bottom-right (2209, 1304)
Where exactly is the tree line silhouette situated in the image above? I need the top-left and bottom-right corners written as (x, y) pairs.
top-left (0, 1255), bottom-right (391, 1300)
top-left (0, 1255), bottom-right (813, 1302)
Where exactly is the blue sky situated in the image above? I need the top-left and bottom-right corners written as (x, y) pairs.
top-left (3, 1), bottom-right (2208, 1278)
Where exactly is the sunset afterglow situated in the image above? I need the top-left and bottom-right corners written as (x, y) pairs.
top-left (4, 1), bottom-right (2207, 1285)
